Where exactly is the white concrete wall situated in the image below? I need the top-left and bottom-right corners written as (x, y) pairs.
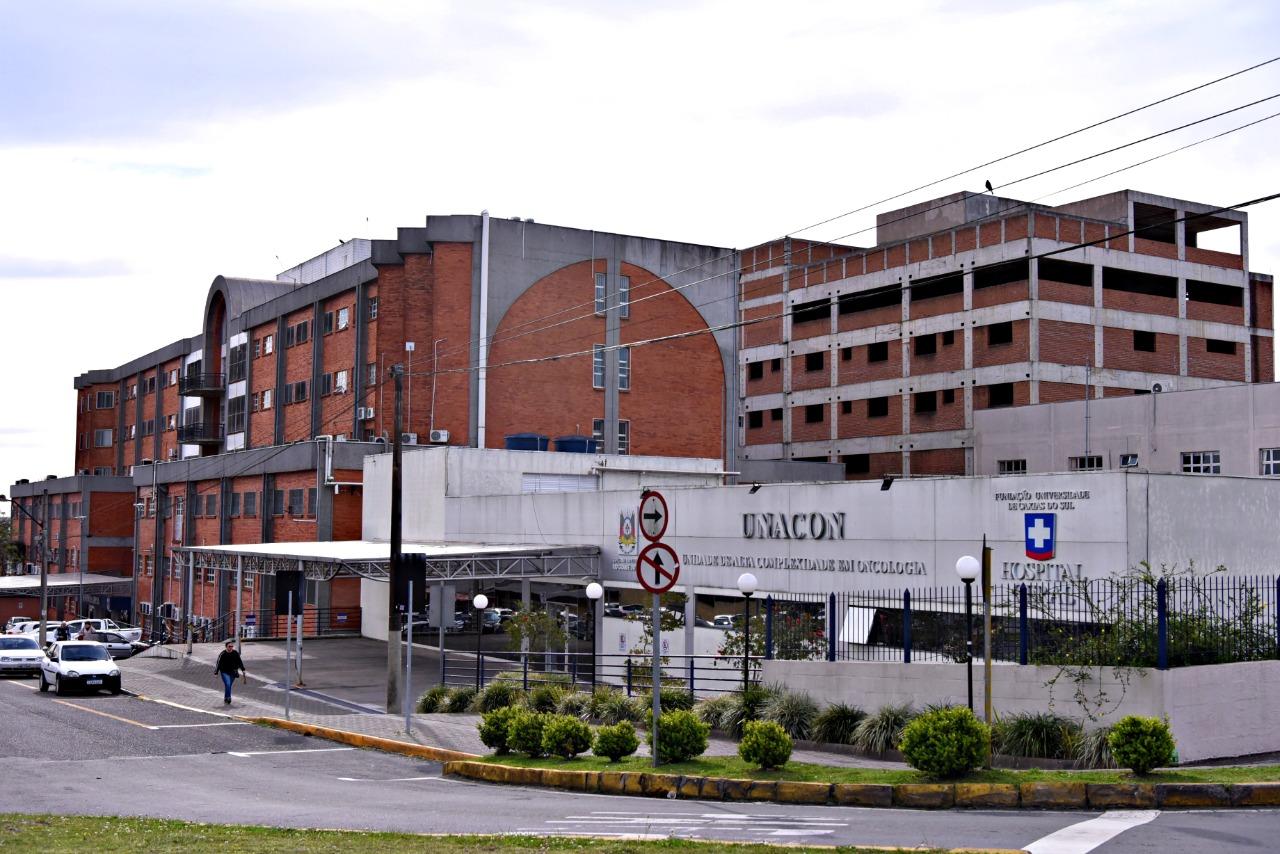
top-left (760, 658), bottom-right (1280, 762)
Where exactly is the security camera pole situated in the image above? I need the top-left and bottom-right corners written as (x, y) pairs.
top-left (385, 364), bottom-right (405, 714)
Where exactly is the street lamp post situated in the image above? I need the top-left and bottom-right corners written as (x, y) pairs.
top-left (473, 592), bottom-right (489, 690)
top-left (737, 573), bottom-right (757, 695)
top-left (585, 582), bottom-right (603, 689)
top-left (955, 555), bottom-right (980, 713)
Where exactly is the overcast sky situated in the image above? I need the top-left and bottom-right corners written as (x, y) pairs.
top-left (1, 0), bottom-right (1278, 497)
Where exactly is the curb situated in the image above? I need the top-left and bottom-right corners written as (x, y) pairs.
top-left (251, 717), bottom-right (480, 763)
top-left (441, 760), bottom-right (1279, 810)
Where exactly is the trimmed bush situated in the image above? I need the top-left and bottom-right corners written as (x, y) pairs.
top-left (444, 686), bottom-right (478, 713)
top-left (763, 690), bottom-right (819, 740)
top-left (526, 684), bottom-right (565, 713)
top-left (812, 703), bottom-right (866, 745)
top-left (473, 681), bottom-right (523, 713)
top-left (851, 703), bottom-right (916, 754)
top-left (556, 691), bottom-right (591, 718)
top-left (477, 705), bottom-right (523, 754)
top-left (898, 706), bottom-right (990, 779)
top-left (1075, 725), bottom-right (1117, 769)
top-left (738, 720), bottom-right (793, 769)
top-left (1108, 715), bottom-right (1175, 775)
top-left (593, 721), bottom-right (640, 762)
top-left (991, 711), bottom-right (1081, 760)
top-left (507, 710), bottom-right (549, 758)
top-left (416, 685), bottom-right (451, 714)
top-left (719, 685), bottom-right (778, 739)
top-left (647, 709), bottom-right (710, 763)
top-left (542, 714), bottom-right (593, 759)
top-left (693, 695), bottom-right (736, 730)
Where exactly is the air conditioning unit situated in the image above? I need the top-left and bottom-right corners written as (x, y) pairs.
top-left (401, 432), bottom-right (418, 445)
top-left (167, 449), bottom-right (178, 460)
top-left (78, 469), bottom-right (90, 476)
top-left (357, 406), bottom-right (375, 420)
top-left (428, 429), bottom-right (450, 444)
top-left (140, 602), bottom-right (152, 615)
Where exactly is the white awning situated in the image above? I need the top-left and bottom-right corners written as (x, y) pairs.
top-left (0, 573), bottom-right (131, 594)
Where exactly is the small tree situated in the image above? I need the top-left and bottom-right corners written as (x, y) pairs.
top-left (505, 605), bottom-right (566, 671)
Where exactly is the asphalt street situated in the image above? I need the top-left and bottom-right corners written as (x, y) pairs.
top-left (1, 673), bottom-right (1277, 851)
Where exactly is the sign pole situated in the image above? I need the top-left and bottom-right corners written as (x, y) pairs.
top-left (982, 536), bottom-right (993, 727)
top-left (284, 591), bottom-right (293, 720)
top-left (405, 579), bottom-right (413, 734)
top-left (651, 592), bottom-right (660, 768)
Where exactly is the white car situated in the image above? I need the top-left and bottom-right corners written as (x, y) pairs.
top-left (65, 619), bottom-right (143, 644)
top-left (39, 641), bottom-right (122, 695)
top-left (0, 636), bottom-right (44, 676)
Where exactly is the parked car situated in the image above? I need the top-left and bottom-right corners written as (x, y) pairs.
top-left (479, 610), bottom-right (503, 633)
top-left (0, 636), bottom-right (44, 676)
top-left (6, 619), bottom-right (39, 635)
top-left (65, 619), bottom-right (143, 644)
top-left (39, 641), bottom-right (122, 695)
top-left (85, 631), bottom-right (148, 660)
top-left (491, 607), bottom-right (516, 624)
top-left (712, 615), bottom-right (737, 630)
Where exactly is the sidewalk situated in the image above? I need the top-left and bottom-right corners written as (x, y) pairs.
top-left (120, 639), bottom-right (906, 768)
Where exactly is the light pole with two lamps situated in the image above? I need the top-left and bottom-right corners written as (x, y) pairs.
top-left (736, 572), bottom-right (757, 695)
top-left (954, 555), bottom-right (980, 713)
top-left (472, 592), bottom-right (489, 689)
top-left (585, 582), bottom-right (603, 687)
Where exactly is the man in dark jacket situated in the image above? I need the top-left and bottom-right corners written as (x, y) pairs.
top-left (214, 640), bottom-right (246, 705)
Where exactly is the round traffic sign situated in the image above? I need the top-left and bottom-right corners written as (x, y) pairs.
top-left (639, 490), bottom-right (668, 542)
top-left (635, 542), bottom-right (681, 593)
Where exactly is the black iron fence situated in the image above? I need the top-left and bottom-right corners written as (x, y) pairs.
top-left (755, 575), bottom-right (1280, 670)
top-left (145, 607), bottom-right (361, 643)
top-left (440, 650), bottom-right (756, 697)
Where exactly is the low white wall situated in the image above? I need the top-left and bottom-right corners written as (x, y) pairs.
top-left (360, 578), bottom-right (389, 641)
top-left (760, 658), bottom-right (1280, 762)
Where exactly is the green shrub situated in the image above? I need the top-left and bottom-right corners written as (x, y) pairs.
top-left (526, 684), bottom-right (565, 713)
top-left (647, 709), bottom-right (710, 763)
top-left (1108, 715), bottom-right (1175, 775)
top-left (473, 681), bottom-right (523, 713)
top-left (990, 711), bottom-right (1081, 760)
top-left (738, 720), bottom-right (793, 769)
top-left (507, 711), bottom-right (549, 758)
top-left (646, 687), bottom-right (695, 713)
top-left (719, 685), bottom-right (778, 739)
top-left (851, 703), bottom-right (916, 754)
top-left (1074, 725), bottom-right (1117, 769)
top-left (694, 695), bottom-right (736, 730)
top-left (477, 705), bottom-right (523, 754)
top-left (541, 714), bottom-right (594, 759)
top-left (591, 689), bottom-right (642, 725)
top-left (593, 721), bottom-right (640, 762)
top-left (812, 703), bottom-right (866, 745)
top-left (416, 685), bottom-right (451, 714)
top-left (627, 697), bottom-right (653, 729)
top-left (444, 686), bottom-right (478, 713)
top-left (556, 691), bottom-right (591, 718)
top-left (763, 690), bottom-right (819, 740)
top-left (898, 706), bottom-right (990, 779)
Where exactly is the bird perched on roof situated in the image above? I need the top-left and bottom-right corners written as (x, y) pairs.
top-left (984, 180), bottom-right (994, 194)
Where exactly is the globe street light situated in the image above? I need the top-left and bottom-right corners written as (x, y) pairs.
top-left (585, 582), bottom-right (603, 688)
top-left (737, 573), bottom-right (757, 695)
top-left (954, 555), bottom-right (980, 712)
top-left (473, 592), bottom-right (489, 690)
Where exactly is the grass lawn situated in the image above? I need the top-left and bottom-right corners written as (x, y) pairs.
top-left (478, 753), bottom-right (1280, 785)
top-left (0, 814), bottom-right (937, 853)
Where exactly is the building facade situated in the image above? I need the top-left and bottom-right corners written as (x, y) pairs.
top-left (738, 189), bottom-right (1274, 479)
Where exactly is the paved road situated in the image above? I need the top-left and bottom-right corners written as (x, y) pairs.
top-left (1, 674), bottom-right (1277, 852)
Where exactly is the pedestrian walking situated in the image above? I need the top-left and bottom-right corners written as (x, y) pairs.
top-left (214, 640), bottom-right (246, 705)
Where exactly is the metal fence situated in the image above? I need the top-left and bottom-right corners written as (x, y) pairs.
top-left (145, 607), bottom-right (362, 643)
top-left (441, 650), bottom-right (756, 697)
top-left (759, 575), bottom-right (1280, 670)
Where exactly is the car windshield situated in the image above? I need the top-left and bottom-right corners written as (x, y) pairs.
top-left (61, 645), bottom-right (111, 661)
top-left (0, 638), bottom-right (39, 650)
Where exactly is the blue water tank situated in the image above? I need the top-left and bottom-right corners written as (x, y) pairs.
top-left (504, 433), bottom-right (550, 451)
top-left (554, 435), bottom-right (597, 453)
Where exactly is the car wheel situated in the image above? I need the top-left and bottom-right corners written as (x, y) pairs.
top-left (38, 672), bottom-right (48, 693)
top-left (110, 681), bottom-right (121, 695)
top-left (55, 675), bottom-right (66, 696)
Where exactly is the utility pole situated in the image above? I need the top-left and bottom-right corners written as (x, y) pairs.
top-left (386, 364), bottom-right (405, 713)
top-left (39, 490), bottom-right (49, 647)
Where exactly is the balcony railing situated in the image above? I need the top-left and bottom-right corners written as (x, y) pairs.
top-left (178, 372), bottom-right (225, 395)
top-left (177, 422), bottom-right (223, 444)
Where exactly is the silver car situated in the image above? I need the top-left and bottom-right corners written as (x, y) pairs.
top-left (0, 636), bottom-right (43, 676)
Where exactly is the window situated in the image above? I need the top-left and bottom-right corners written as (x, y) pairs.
top-left (594, 272), bottom-right (607, 315)
top-left (840, 400), bottom-right (852, 415)
top-left (335, 369), bottom-right (349, 393)
top-left (126, 424), bottom-right (136, 440)
top-left (1070, 455), bottom-right (1104, 471)
top-left (262, 388), bottom-right (273, 410)
top-left (987, 383), bottom-right (1014, 408)
top-left (272, 490), bottom-right (285, 516)
top-left (1133, 330), bottom-right (1156, 352)
top-left (320, 373), bottom-right (332, 396)
top-left (337, 306), bottom-right (350, 330)
top-left (168, 368), bottom-right (179, 386)
top-left (323, 311), bottom-right (334, 334)
top-left (769, 358), bottom-right (781, 372)
top-left (126, 384), bottom-right (137, 400)
top-left (913, 391), bottom-right (936, 414)
top-left (142, 419), bottom-right (156, 437)
top-left (868, 342), bottom-right (889, 363)
top-left (804, 351), bottom-right (824, 372)
top-left (263, 334), bottom-right (274, 355)
top-left (306, 488), bottom-right (317, 518)
top-left (747, 361), bottom-right (764, 380)
top-left (841, 347), bottom-right (852, 361)
top-left (367, 296), bottom-right (378, 320)
top-left (93, 466), bottom-right (112, 477)
top-left (617, 420), bottom-right (630, 454)
top-left (287, 489), bottom-right (304, 515)
top-left (942, 388), bottom-right (955, 404)
top-left (1206, 338), bottom-right (1236, 355)
top-left (368, 362), bottom-right (378, 386)
top-left (592, 344), bottom-right (605, 389)
top-left (867, 396), bottom-right (889, 418)
top-left (284, 325), bottom-right (294, 347)
top-left (987, 322), bottom-right (1013, 346)
top-left (998, 459), bottom-right (1027, 474)
top-left (227, 396), bottom-right (246, 433)
top-left (804, 404), bottom-right (825, 423)
top-left (228, 343), bottom-right (247, 383)
top-left (942, 330), bottom-right (955, 346)
top-left (253, 338), bottom-right (261, 359)
top-left (93, 429), bottom-right (113, 447)
top-left (144, 376), bottom-right (156, 395)
top-left (166, 414), bottom-right (176, 431)
top-left (1261, 448), bottom-right (1280, 476)
top-left (914, 334), bottom-right (936, 356)
top-left (95, 391), bottom-right (116, 409)
top-left (843, 454), bottom-right (870, 475)
top-left (229, 492), bottom-right (241, 517)
top-left (592, 418), bottom-right (605, 448)
top-left (205, 494), bottom-right (217, 518)
top-left (747, 411), bottom-right (764, 429)
top-left (297, 320), bottom-right (309, 344)
top-left (1181, 450), bottom-right (1221, 474)
top-left (289, 380), bottom-right (308, 403)
top-left (244, 491), bottom-right (258, 517)
top-left (618, 347), bottom-right (631, 391)
top-left (770, 408), bottom-right (782, 421)
top-left (618, 276), bottom-right (630, 319)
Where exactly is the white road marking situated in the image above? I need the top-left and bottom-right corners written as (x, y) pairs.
top-left (227, 747), bottom-right (357, 757)
top-left (150, 721), bottom-right (250, 729)
top-left (1025, 810), bottom-right (1160, 854)
top-left (534, 809), bottom-right (848, 840)
top-left (3, 680), bottom-right (38, 690)
top-left (335, 775), bottom-right (443, 782)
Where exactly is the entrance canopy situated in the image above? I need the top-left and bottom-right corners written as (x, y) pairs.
top-left (176, 541), bottom-right (600, 582)
top-left (0, 573), bottom-right (132, 596)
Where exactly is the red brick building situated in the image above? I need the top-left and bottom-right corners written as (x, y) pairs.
top-left (739, 190), bottom-right (1274, 478)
